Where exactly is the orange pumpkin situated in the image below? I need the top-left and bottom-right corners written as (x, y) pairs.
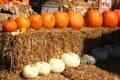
top-left (68, 11), bottom-right (84, 29)
top-left (15, 16), bottom-right (30, 29)
top-left (54, 10), bottom-right (69, 28)
top-left (41, 11), bottom-right (55, 29)
top-left (3, 19), bottom-right (17, 32)
top-left (22, 0), bottom-right (29, 5)
top-left (113, 9), bottom-right (120, 26)
top-left (29, 14), bottom-right (42, 30)
top-left (85, 9), bottom-right (103, 28)
top-left (12, 0), bottom-right (22, 4)
top-left (102, 10), bottom-right (118, 28)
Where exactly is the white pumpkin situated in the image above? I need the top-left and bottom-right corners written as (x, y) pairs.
top-left (22, 64), bottom-right (39, 79)
top-left (103, 45), bottom-right (113, 56)
top-left (83, 54), bottom-right (96, 64)
top-left (90, 47), bottom-right (108, 61)
top-left (61, 52), bottom-right (80, 67)
top-left (49, 58), bottom-right (65, 73)
top-left (110, 46), bottom-right (120, 58)
top-left (35, 61), bottom-right (51, 75)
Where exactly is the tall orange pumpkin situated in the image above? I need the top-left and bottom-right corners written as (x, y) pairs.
top-left (68, 11), bottom-right (84, 29)
top-left (53, 10), bottom-right (69, 28)
top-left (85, 9), bottom-right (103, 28)
top-left (41, 11), bottom-right (55, 29)
top-left (29, 14), bottom-right (42, 30)
top-left (113, 9), bottom-right (120, 26)
top-left (102, 10), bottom-right (118, 28)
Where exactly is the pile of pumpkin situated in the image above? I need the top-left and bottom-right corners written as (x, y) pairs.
top-left (2, 8), bottom-right (120, 36)
top-left (22, 52), bottom-right (82, 79)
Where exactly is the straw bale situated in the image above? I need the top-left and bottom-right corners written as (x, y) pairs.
top-left (0, 27), bottom-right (120, 71)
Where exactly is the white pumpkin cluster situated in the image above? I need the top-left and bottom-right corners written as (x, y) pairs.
top-left (22, 52), bottom-right (81, 79)
top-left (22, 61), bottom-right (51, 79)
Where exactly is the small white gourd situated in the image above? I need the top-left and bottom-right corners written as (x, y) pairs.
top-left (35, 61), bottom-right (51, 75)
top-left (83, 54), bottom-right (96, 64)
top-left (49, 58), bottom-right (65, 73)
top-left (61, 52), bottom-right (80, 67)
top-left (10, 29), bottom-right (20, 36)
top-left (22, 64), bottom-right (39, 79)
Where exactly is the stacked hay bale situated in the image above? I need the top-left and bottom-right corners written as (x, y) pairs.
top-left (0, 27), bottom-right (119, 71)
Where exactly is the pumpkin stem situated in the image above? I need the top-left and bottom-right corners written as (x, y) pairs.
top-left (59, 5), bottom-right (63, 12)
top-left (46, 8), bottom-right (49, 13)
top-left (8, 15), bottom-right (14, 20)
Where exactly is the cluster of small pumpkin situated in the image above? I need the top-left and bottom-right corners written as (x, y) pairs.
top-left (2, 9), bottom-right (120, 35)
top-left (22, 52), bottom-right (81, 79)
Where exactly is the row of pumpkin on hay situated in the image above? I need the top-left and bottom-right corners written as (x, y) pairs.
top-left (2, 8), bottom-right (120, 36)
top-left (22, 52), bottom-right (96, 79)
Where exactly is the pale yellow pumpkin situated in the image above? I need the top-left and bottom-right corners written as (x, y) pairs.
top-left (35, 61), bottom-right (51, 75)
top-left (22, 64), bottom-right (39, 79)
top-left (49, 58), bottom-right (65, 73)
top-left (61, 52), bottom-right (80, 67)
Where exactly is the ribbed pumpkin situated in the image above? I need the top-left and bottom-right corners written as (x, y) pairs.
top-left (113, 9), bottom-right (120, 26)
top-left (85, 9), bottom-right (103, 28)
top-left (22, 0), bottom-right (29, 5)
top-left (15, 16), bottom-right (30, 29)
top-left (29, 14), bottom-right (42, 30)
top-left (68, 11), bottom-right (84, 29)
top-left (12, 0), bottom-right (22, 4)
top-left (3, 19), bottom-right (17, 32)
top-left (102, 10), bottom-right (118, 28)
top-left (53, 10), bottom-right (69, 28)
top-left (41, 11), bottom-right (55, 29)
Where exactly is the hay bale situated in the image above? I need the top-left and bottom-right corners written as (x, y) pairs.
top-left (0, 27), bottom-right (120, 71)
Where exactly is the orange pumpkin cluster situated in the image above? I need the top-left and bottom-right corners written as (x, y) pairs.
top-left (2, 9), bottom-right (120, 32)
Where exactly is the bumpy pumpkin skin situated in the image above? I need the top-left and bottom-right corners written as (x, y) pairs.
top-left (29, 14), bottom-right (42, 30)
top-left (41, 12), bottom-right (55, 29)
top-left (54, 11), bottom-right (69, 28)
top-left (3, 20), bottom-right (17, 32)
top-left (16, 16), bottom-right (30, 29)
top-left (68, 11), bottom-right (84, 29)
top-left (113, 9), bottom-right (120, 26)
top-left (102, 10), bottom-right (118, 28)
top-left (85, 10), bottom-right (103, 28)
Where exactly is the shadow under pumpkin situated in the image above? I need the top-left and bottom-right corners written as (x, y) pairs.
top-left (83, 29), bottom-right (120, 74)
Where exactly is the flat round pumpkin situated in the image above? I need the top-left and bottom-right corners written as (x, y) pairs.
top-left (29, 14), bottom-right (42, 30)
top-left (102, 10), bottom-right (118, 28)
top-left (41, 12), bottom-right (55, 29)
top-left (3, 19), bottom-right (17, 32)
top-left (85, 9), bottom-right (103, 28)
top-left (16, 16), bottom-right (30, 29)
top-left (54, 10), bottom-right (69, 28)
top-left (68, 11), bottom-right (84, 29)
top-left (113, 9), bottom-right (120, 26)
